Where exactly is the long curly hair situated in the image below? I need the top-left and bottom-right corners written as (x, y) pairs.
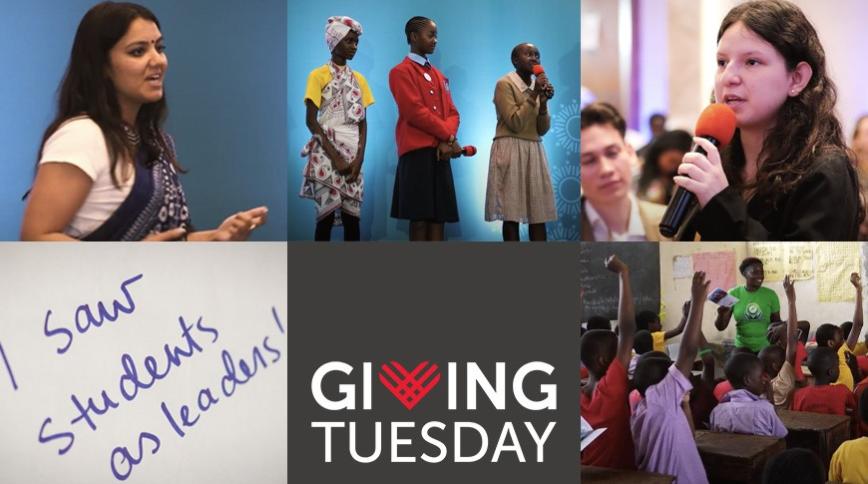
top-left (717, 0), bottom-right (859, 209)
top-left (37, 1), bottom-right (182, 187)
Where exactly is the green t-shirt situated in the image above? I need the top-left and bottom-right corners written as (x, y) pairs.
top-left (729, 285), bottom-right (780, 352)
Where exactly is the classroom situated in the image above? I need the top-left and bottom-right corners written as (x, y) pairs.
top-left (581, 242), bottom-right (868, 484)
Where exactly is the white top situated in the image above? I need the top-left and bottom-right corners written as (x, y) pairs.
top-left (39, 116), bottom-right (134, 238)
top-left (584, 193), bottom-right (647, 241)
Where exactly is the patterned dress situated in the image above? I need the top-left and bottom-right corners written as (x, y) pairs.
top-left (300, 62), bottom-right (372, 224)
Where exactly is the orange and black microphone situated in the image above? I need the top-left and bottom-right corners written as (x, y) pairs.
top-left (659, 103), bottom-right (737, 238)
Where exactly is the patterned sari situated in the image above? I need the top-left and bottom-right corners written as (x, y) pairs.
top-left (84, 132), bottom-right (191, 241)
top-left (300, 62), bottom-right (365, 224)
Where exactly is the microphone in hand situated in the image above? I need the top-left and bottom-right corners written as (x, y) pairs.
top-left (658, 103), bottom-right (737, 238)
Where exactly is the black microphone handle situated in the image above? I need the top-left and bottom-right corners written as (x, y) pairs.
top-left (658, 137), bottom-right (720, 238)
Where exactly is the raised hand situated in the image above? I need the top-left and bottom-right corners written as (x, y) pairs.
top-left (783, 275), bottom-right (796, 300)
top-left (692, 271), bottom-right (711, 301)
top-left (604, 255), bottom-right (628, 274)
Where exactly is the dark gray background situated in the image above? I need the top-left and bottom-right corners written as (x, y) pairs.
top-left (289, 243), bottom-right (579, 482)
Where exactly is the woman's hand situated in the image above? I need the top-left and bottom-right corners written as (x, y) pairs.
top-left (346, 154), bottom-right (364, 183)
top-left (437, 141), bottom-right (452, 162)
top-left (326, 149), bottom-right (351, 175)
top-left (143, 227), bottom-right (187, 241)
top-left (852, 272), bottom-right (862, 290)
top-left (189, 206), bottom-right (268, 241)
top-left (673, 137), bottom-right (729, 208)
top-left (535, 74), bottom-right (554, 101)
top-left (532, 74), bottom-right (547, 99)
top-left (449, 139), bottom-right (463, 159)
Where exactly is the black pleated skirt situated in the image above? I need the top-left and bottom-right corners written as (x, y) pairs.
top-left (390, 147), bottom-right (459, 223)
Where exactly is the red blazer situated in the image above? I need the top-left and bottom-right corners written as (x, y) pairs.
top-left (388, 57), bottom-right (460, 157)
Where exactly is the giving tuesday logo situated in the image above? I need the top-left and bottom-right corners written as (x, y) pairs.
top-left (310, 359), bottom-right (559, 464)
top-left (378, 361), bottom-right (441, 410)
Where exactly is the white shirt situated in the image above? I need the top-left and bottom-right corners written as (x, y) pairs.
top-left (506, 71), bottom-right (536, 93)
top-left (407, 52), bottom-right (430, 66)
top-left (585, 194), bottom-right (648, 241)
top-left (39, 116), bottom-right (134, 239)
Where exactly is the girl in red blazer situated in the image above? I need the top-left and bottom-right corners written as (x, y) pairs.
top-left (389, 16), bottom-right (463, 241)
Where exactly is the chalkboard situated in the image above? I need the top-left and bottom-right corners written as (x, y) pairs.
top-left (579, 243), bottom-right (661, 321)
top-left (0, 244), bottom-right (287, 484)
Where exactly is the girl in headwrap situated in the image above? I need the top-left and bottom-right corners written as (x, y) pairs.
top-left (301, 16), bottom-right (374, 241)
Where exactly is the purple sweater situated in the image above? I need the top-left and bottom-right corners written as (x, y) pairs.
top-left (709, 389), bottom-right (788, 438)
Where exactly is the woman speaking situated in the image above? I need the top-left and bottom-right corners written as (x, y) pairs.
top-left (21, 2), bottom-right (267, 241)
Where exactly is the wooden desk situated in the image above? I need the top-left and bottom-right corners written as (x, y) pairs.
top-left (694, 430), bottom-right (785, 483)
top-left (775, 409), bottom-right (850, 471)
top-left (581, 465), bottom-right (674, 483)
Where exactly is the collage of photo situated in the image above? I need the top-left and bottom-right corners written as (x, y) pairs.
top-left (5, 0), bottom-right (868, 483)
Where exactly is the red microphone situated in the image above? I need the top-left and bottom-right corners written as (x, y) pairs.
top-left (658, 103), bottom-right (737, 238)
top-left (532, 65), bottom-right (553, 99)
top-left (462, 145), bottom-right (477, 157)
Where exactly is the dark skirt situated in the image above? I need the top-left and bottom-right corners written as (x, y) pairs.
top-left (390, 147), bottom-right (459, 223)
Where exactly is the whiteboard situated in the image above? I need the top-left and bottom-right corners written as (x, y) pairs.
top-left (0, 244), bottom-right (287, 484)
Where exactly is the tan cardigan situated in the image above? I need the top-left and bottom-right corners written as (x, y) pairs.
top-left (492, 72), bottom-right (550, 141)
top-left (580, 198), bottom-right (668, 241)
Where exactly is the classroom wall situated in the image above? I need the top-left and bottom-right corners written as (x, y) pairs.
top-left (0, 0), bottom-right (288, 240)
top-left (288, 0), bottom-right (580, 240)
top-left (659, 242), bottom-right (865, 345)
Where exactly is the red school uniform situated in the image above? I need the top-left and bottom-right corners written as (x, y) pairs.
top-left (388, 57), bottom-right (459, 157)
top-left (791, 384), bottom-right (857, 416)
top-left (580, 358), bottom-right (636, 469)
top-left (794, 341), bottom-right (807, 382)
top-left (858, 355), bottom-right (868, 377)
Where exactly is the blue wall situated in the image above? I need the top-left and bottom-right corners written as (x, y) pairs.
top-left (0, 0), bottom-right (287, 240)
top-left (288, 0), bottom-right (580, 241)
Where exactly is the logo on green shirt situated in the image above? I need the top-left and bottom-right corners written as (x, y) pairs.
top-left (744, 302), bottom-right (763, 321)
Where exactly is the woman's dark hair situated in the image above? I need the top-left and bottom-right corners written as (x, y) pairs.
top-left (38, 1), bottom-right (181, 187)
top-left (738, 257), bottom-right (763, 276)
top-left (638, 129), bottom-right (693, 197)
top-left (717, 0), bottom-right (862, 223)
top-left (404, 16), bottom-right (432, 45)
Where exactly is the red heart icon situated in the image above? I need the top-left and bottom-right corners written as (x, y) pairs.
top-left (378, 361), bottom-right (440, 410)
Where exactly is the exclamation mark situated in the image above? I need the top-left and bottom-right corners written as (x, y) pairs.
top-left (0, 340), bottom-right (18, 391)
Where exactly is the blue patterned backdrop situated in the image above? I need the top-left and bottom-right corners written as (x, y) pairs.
top-left (288, 0), bottom-right (580, 241)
